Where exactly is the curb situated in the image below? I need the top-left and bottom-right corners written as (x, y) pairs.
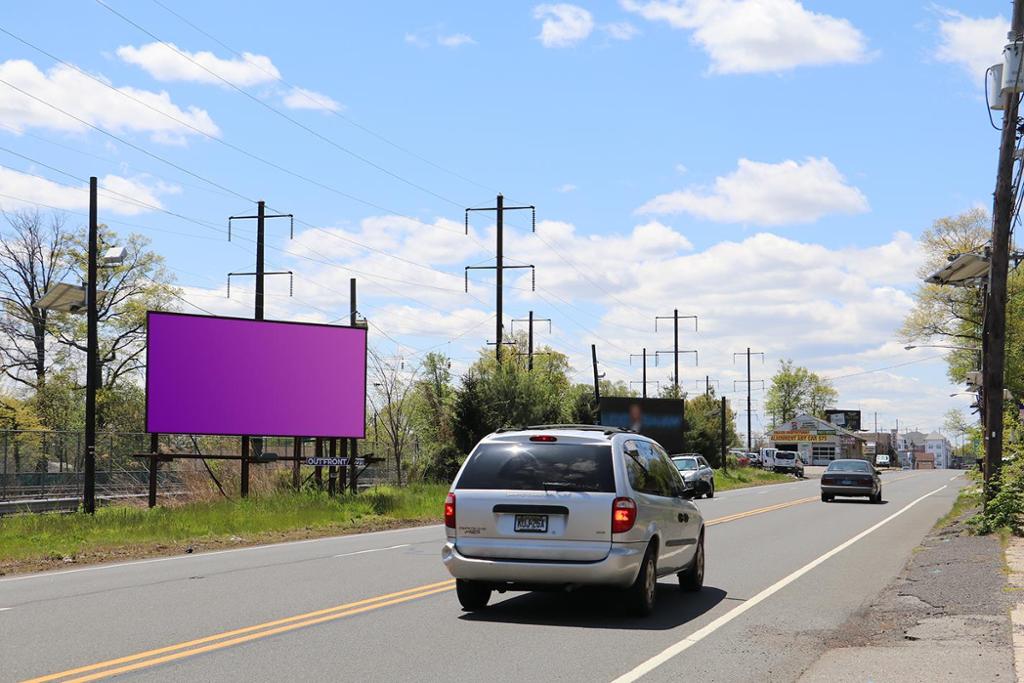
top-left (1008, 537), bottom-right (1024, 682)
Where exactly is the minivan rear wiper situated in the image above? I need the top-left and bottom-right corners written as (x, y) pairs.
top-left (541, 481), bottom-right (595, 492)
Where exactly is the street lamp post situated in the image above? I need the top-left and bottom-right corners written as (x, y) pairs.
top-left (33, 177), bottom-right (124, 514)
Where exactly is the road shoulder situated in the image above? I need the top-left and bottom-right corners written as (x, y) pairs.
top-left (797, 507), bottom-right (1015, 682)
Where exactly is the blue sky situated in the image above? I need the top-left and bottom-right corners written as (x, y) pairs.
top-left (0, 0), bottom-right (1009, 437)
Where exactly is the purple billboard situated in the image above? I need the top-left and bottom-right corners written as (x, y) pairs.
top-left (146, 312), bottom-right (367, 438)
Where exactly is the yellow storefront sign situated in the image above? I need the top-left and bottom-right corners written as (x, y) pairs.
top-left (771, 431), bottom-right (829, 442)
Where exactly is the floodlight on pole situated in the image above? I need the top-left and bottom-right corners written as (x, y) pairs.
top-left (924, 252), bottom-right (990, 286)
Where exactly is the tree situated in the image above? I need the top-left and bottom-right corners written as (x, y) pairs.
top-left (368, 349), bottom-right (418, 485)
top-left (764, 359), bottom-right (837, 425)
top-left (0, 210), bottom-right (72, 390)
top-left (901, 209), bottom-right (989, 383)
top-left (50, 227), bottom-right (179, 428)
top-left (682, 391), bottom-right (738, 467)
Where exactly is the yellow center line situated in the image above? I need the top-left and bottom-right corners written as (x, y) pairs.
top-left (22, 579), bottom-right (455, 683)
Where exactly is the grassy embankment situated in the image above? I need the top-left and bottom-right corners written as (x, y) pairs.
top-left (0, 484), bottom-right (447, 574)
top-left (714, 467), bottom-right (793, 491)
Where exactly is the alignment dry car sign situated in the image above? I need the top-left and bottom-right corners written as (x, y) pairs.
top-left (145, 311), bottom-right (367, 438)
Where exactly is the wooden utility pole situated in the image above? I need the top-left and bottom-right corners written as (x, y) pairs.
top-left (985, 0), bottom-right (1024, 500)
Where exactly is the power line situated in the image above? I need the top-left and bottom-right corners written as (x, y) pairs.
top-left (0, 26), bottom-right (495, 254)
top-left (147, 0), bottom-right (499, 196)
top-left (93, 0), bottom-right (465, 209)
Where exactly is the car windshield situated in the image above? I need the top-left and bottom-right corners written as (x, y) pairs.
top-left (827, 460), bottom-right (872, 473)
top-left (456, 442), bottom-right (615, 492)
top-left (776, 452), bottom-right (795, 459)
top-left (673, 458), bottom-right (698, 471)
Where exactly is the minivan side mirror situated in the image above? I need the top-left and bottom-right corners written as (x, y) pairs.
top-left (679, 480), bottom-right (698, 499)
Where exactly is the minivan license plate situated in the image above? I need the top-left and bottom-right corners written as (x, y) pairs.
top-left (514, 514), bottom-right (548, 533)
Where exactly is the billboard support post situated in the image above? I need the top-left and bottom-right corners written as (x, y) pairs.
top-left (328, 438), bottom-right (337, 496)
top-left (240, 435), bottom-right (250, 498)
top-left (148, 432), bottom-right (158, 508)
top-left (292, 437), bottom-right (301, 491)
top-left (314, 438), bottom-right (323, 489)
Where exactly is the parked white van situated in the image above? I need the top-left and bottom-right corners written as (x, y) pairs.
top-left (759, 447), bottom-right (776, 471)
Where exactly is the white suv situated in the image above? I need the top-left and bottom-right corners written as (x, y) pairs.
top-left (441, 425), bottom-right (706, 616)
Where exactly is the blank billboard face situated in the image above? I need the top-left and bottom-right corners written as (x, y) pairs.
top-left (146, 312), bottom-right (366, 438)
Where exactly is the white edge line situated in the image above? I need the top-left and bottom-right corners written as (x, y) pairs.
top-left (334, 544), bottom-right (410, 558)
top-left (0, 524), bottom-right (443, 583)
top-left (0, 607), bottom-right (11, 611)
top-left (610, 483), bottom-right (949, 683)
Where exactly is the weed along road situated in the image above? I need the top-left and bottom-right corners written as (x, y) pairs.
top-left (0, 470), bottom-right (963, 682)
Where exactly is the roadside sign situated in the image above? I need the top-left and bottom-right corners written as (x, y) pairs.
top-left (305, 457), bottom-right (366, 467)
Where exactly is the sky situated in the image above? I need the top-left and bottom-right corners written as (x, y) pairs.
top-left (0, 0), bottom-right (1011, 441)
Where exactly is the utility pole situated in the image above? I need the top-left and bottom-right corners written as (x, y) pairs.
top-left (228, 201), bottom-right (293, 498)
top-left (720, 396), bottom-right (728, 474)
top-left (655, 311), bottom-right (698, 393)
top-left (985, 0), bottom-right (1024, 500)
top-left (465, 195), bottom-right (536, 363)
top-left (511, 311), bottom-right (551, 371)
top-left (695, 377), bottom-right (719, 396)
top-left (84, 177), bottom-right (98, 514)
top-left (733, 348), bottom-right (765, 454)
top-left (592, 344), bottom-right (602, 418)
top-left (348, 277), bottom-right (359, 494)
top-left (630, 348), bottom-right (657, 398)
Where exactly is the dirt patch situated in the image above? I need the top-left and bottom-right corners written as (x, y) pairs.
top-left (0, 516), bottom-right (438, 576)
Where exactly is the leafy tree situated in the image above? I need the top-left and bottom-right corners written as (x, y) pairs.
top-left (682, 391), bottom-right (738, 467)
top-left (764, 359), bottom-right (837, 425)
top-left (51, 228), bottom-right (179, 426)
top-left (0, 210), bottom-right (72, 390)
top-left (900, 209), bottom-right (989, 384)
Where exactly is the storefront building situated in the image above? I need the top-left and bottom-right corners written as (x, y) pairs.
top-left (770, 414), bottom-right (866, 465)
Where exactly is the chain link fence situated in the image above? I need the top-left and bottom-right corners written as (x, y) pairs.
top-left (0, 430), bottom-right (407, 503)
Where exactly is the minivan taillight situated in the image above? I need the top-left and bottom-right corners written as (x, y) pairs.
top-left (444, 492), bottom-right (456, 529)
top-left (612, 497), bottom-right (637, 533)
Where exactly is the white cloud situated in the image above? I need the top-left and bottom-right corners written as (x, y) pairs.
top-left (556, 183), bottom-right (577, 193)
top-left (934, 9), bottom-right (1007, 77)
top-left (636, 157), bottom-right (868, 225)
top-left (0, 166), bottom-right (178, 215)
top-left (533, 4), bottom-right (596, 48)
top-left (261, 207), bottom-right (954, 431)
top-left (406, 28), bottom-right (477, 48)
top-left (0, 59), bottom-right (219, 144)
top-left (281, 87), bottom-right (342, 112)
top-left (604, 21), bottom-right (641, 41)
top-left (438, 33), bottom-right (477, 48)
top-left (620, 0), bottom-right (869, 73)
top-left (675, 163), bottom-right (688, 173)
top-left (116, 42), bottom-right (280, 86)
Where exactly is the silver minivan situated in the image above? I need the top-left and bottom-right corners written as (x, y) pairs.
top-left (441, 425), bottom-right (705, 615)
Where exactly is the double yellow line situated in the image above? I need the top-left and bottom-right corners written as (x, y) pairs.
top-left (707, 495), bottom-right (819, 526)
top-left (23, 580), bottom-right (455, 683)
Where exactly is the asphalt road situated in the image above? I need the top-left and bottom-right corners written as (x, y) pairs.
top-left (0, 469), bottom-right (965, 682)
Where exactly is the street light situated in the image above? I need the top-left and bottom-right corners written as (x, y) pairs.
top-left (925, 252), bottom-right (990, 286)
top-left (31, 179), bottom-right (123, 514)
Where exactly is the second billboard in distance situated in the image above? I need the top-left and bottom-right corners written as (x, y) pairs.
top-left (599, 397), bottom-right (686, 453)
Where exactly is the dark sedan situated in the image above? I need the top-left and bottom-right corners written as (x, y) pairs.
top-left (821, 459), bottom-right (882, 503)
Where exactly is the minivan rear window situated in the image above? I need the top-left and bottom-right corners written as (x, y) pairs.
top-left (456, 442), bottom-right (615, 492)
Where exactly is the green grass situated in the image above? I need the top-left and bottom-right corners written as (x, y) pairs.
top-left (935, 483), bottom-right (983, 530)
top-left (714, 467), bottom-right (793, 492)
top-left (0, 484), bottom-right (448, 565)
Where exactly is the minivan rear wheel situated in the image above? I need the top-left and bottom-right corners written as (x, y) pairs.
top-left (678, 532), bottom-right (704, 592)
top-left (455, 579), bottom-right (491, 611)
top-left (626, 545), bottom-right (657, 616)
